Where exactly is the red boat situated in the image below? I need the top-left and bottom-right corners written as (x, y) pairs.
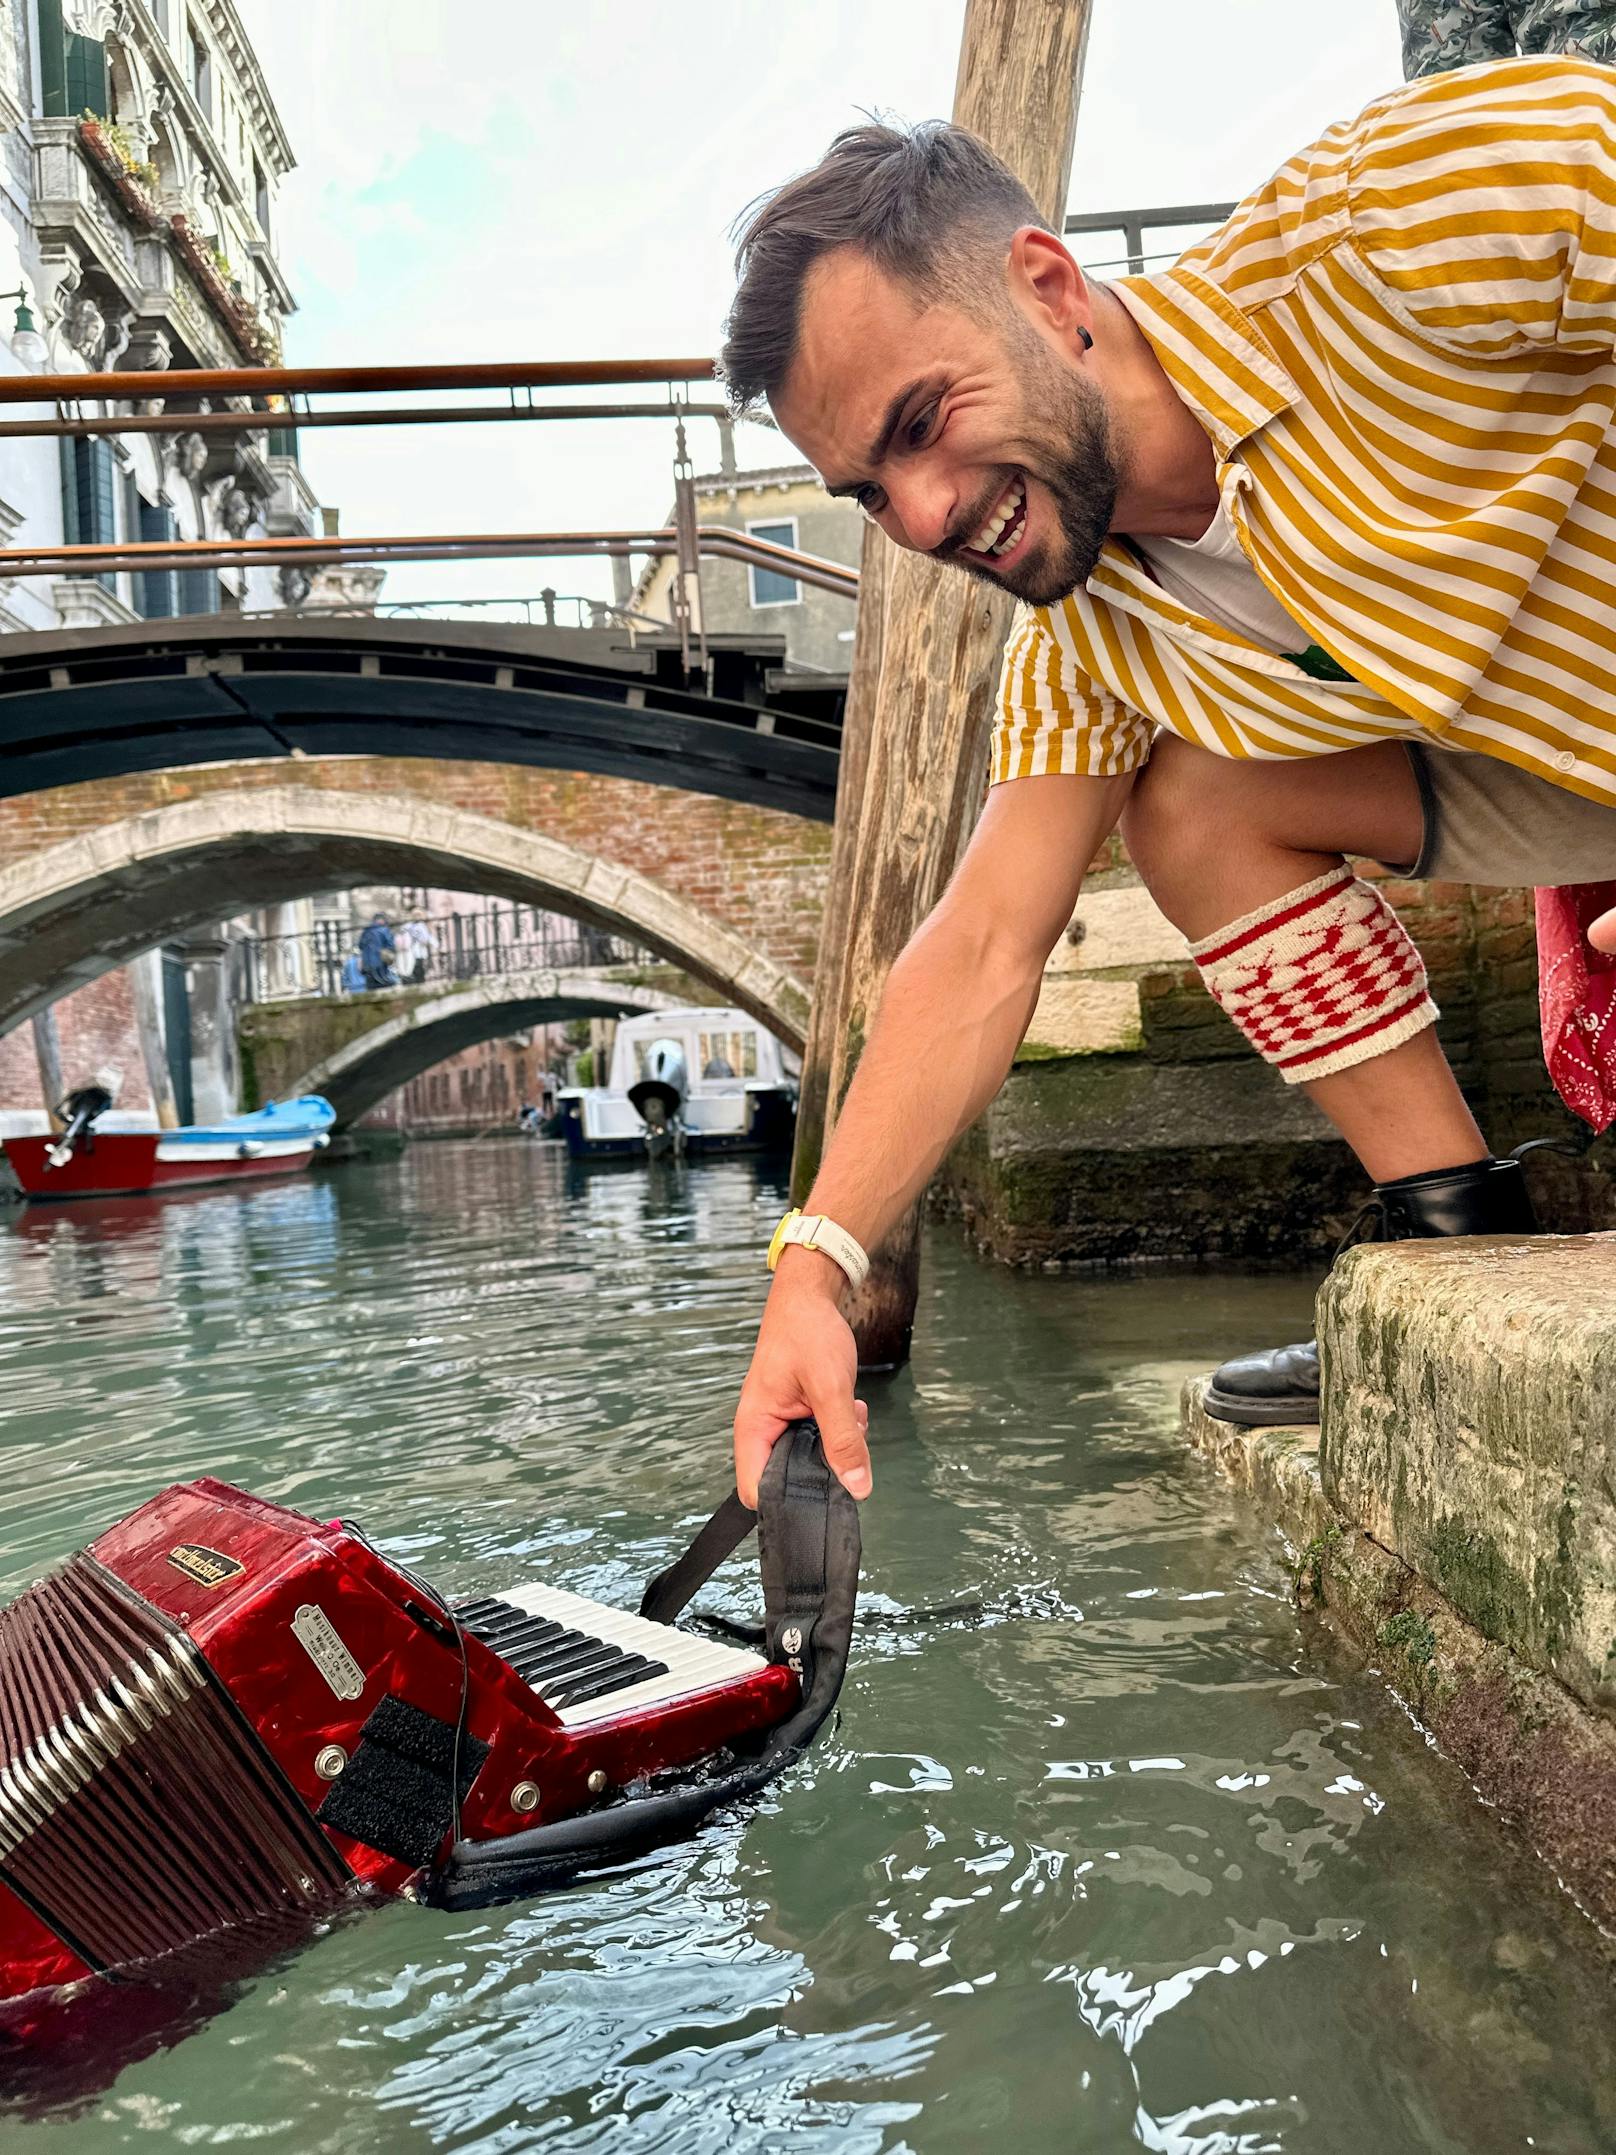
top-left (2, 1096), bottom-right (335, 1200)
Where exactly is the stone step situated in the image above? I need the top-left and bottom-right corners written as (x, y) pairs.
top-left (1021, 886), bottom-right (1191, 1058)
top-left (1319, 1232), bottom-right (1616, 1714)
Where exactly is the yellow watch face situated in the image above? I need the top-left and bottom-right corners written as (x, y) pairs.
top-left (766, 1209), bottom-right (802, 1271)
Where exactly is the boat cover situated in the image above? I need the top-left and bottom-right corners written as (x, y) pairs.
top-left (160, 1097), bottom-right (335, 1147)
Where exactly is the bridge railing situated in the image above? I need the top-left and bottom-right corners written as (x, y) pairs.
top-left (237, 905), bottom-right (656, 1004)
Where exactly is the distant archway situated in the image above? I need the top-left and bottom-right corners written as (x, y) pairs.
top-left (286, 971), bottom-right (673, 1126)
top-left (0, 786), bottom-right (809, 1047)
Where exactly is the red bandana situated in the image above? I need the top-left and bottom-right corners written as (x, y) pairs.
top-left (1537, 882), bottom-right (1616, 1134)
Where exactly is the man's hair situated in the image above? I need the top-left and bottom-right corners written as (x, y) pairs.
top-left (720, 119), bottom-right (1047, 416)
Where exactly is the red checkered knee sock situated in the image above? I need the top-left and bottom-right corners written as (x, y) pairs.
top-left (1189, 867), bottom-right (1438, 1084)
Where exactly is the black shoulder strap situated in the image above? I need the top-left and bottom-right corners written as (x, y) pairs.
top-left (432, 1421), bottom-right (859, 1909)
top-left (637, 1491), bottom-right (757, 1624)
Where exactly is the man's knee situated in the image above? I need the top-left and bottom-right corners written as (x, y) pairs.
top-left (1120, 738), bottom-right (1240, 907)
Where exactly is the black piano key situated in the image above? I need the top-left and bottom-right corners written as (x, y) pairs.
top-left (539, 1644), bottom-right (663, 1698)
top-left (550, 1654), bottom-right (667, 1709)
top-left (513, 1624), bottom-right (602, 1661)
top-left (527, 1642), bottom-right (631, 1690)
top-left (451, 1594), bottom-right (682, 1716)
top-left (489, 1624), bottom-right (587, 1664)
top-left (474, 1616), bottom-right (567, 1655)
top-left (512, 1648), bottom-right (611, 1691)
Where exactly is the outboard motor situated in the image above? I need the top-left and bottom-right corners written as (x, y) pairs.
top-left (45, 1066), bottom-right (121, 1170)
top-left (627, 1038), bottom-right (688, 1157)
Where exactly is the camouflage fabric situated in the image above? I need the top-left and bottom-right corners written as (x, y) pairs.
top-left (1398, 1), bottom-right (1616, 74)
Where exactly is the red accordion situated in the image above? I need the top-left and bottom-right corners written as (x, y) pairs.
top-left (0, 1438), bottom-right (857, 2022)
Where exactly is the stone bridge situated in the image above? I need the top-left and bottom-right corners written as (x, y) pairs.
top-left (0, 752), bottom-right (829, 1112)
top-left (242, 969), bottom-right (695, 1128)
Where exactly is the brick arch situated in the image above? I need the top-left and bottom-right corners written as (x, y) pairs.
top-left (0, 756), bottom-right (830, 984)
top-left (288, 972), bottom-right (674, 1126)
top-left (0, 787), bottom-right (811, 1048)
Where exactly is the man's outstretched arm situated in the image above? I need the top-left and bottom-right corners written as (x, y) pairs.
top-left (734, 767), bottom-right (1136, 1505)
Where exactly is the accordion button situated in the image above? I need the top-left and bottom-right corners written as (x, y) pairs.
top-left (511, 1780), bottom-right (542, 1813)
top-left (315, 1744), bottom-right (348, 1780)
top-left (587, 1769), bottom-right (609, 1795)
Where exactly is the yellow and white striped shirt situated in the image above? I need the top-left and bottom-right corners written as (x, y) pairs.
top-left (991, 58), bottom-right (1616, 808)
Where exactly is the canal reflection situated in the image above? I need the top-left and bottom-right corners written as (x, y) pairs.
top-left (1, 1141), bottom-right (1611, 2152)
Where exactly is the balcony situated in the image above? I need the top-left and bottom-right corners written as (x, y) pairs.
top-left (31, 117), bottom-right (278, 373)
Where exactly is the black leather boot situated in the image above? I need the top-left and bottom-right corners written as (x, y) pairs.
top-left (1201, 1153), bottom-right (1539, 1426)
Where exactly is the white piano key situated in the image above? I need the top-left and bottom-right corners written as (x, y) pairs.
top-left (496, 1581), bottom-right (772, 1727)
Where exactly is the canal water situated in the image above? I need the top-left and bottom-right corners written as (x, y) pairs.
top-left (0, 1143), bottom-right (1610, 2153)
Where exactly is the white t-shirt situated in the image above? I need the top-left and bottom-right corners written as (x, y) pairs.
top-left (1132, 503), bottom-right (1307, 657)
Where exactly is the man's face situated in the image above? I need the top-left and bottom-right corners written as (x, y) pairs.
top-left (771, 245), bottom-right (1119, 606)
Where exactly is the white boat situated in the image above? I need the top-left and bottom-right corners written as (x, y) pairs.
top-left (558, 1007), bottom-right (797, 1160)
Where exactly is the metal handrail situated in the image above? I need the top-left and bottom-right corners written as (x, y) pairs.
top-left (1063, 200), bottom-right (1237, 276)
top-left (240, 908), bottom-right (654, 1005)
top-left (0, 400), bottom-right (739, 442)
top-left (0, 524), bottom-right (860, 599)
top-left (0, 357), bottom-right (718, 404)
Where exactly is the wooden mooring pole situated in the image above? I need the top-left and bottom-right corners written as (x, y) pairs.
top-left (791, 0), bottom-right (1093, 1366)
top-left (30, 1010), bottom-right (64, 1129)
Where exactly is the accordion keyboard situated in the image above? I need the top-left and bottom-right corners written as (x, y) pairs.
top-left (457, 1581), bottom-right (772, 1727)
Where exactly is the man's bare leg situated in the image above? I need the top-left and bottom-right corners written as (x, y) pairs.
top-left (1121, 736), bottom-right (1488, 1179)
top-left (1122, 736), bottom-right (1536, 1424)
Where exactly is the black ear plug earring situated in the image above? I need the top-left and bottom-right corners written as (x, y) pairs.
top-left (1077, 326), bottom-right (1093, 350)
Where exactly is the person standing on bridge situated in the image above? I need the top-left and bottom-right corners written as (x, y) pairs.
top-left (398, 916), bottom-right (436, 985)
top-left (723, 57), bottom-right (1616, 1507)
top-left (358, 913), bottom-right (399, 992)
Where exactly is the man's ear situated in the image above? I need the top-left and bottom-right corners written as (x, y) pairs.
top-left (1007, 226), bottom-right (1091, 350)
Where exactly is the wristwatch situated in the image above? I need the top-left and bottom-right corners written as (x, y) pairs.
top-left (766, 1208), bottom-right (870, 1293)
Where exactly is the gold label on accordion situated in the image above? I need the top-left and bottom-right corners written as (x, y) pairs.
top-left (292, 1602), bottom-right (366, 1701)
top-left (167, 1542), bottom-right (245, 1589)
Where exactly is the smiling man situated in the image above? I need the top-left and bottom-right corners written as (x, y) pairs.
top-left (725, 58), bottom-right (1616, 1508)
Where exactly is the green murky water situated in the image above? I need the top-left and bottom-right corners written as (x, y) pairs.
top-left (0, 1143), bottom-right (1610, 2152)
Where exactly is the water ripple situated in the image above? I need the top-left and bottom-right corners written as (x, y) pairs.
top-left (1, 1147), bottom-right (1612, 2152)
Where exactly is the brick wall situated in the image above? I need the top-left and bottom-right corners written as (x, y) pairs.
top-left (0, 971), bottom-right (154, 1116)
top-left (379, 1036), bottom-right (542, 1136)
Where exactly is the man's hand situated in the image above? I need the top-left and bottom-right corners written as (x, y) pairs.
top-left (734, 1249), bottom-right (870, 1506)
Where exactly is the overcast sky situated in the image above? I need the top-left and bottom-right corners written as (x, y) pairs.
top-left (234, 0), bottom-right (1404, 610)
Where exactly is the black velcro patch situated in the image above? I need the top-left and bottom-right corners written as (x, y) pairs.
top-left (316, 1695), bottom-right (490, 1871)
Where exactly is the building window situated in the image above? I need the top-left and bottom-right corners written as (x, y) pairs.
top-left (152, 0), bottom-right (170, 38)
top-left (64, 32), bottom-right (107, 115)
top-left (60, 436), bottom-right (117, 592)
top-left (187, 19), bottom-right (210, 117)
top-left (136, 501), bottom-right (178, 619)
top-left (178, 566), bottom-right (222, 615)
top-left (746, 518), bottom-right (801, 608)
top-left (253, 157), bottom-right (269, 233)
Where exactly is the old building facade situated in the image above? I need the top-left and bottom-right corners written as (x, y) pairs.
top-left (0, 1), bottom-right (318, 1137)
top-left (0, 1), bottom-right (308, 632)
top-left (634, 458), bottom-right (862, 675)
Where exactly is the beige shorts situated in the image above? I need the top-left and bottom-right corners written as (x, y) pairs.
top-left (1405, 744), bottom-right (1616, 886)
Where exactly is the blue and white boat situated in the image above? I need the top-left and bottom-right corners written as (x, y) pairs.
top-left (3, 1096), bottom-right (336, 1199)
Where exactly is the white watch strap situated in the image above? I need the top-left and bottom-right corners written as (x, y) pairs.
top-left (782, 1212), bottom-right (870, 1293)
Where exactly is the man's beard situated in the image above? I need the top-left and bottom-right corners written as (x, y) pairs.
top-left (947, 344), bottom-right (1120, 607)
